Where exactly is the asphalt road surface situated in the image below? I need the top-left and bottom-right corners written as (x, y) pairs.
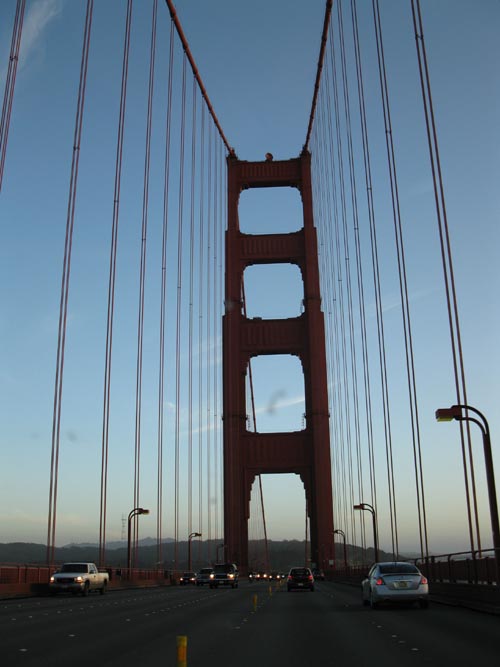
top-left (1, 581), bottom-right (498, 666)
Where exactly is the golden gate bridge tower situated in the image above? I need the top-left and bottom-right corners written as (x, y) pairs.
top-left (223, 150), bottom-right (335, 573)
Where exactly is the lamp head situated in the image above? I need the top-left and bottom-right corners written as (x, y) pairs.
top-left (435, 405), bottom-right (462, 422)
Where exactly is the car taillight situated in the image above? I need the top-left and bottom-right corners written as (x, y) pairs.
top-left (308, 575), bottom-right (313, 581)
top-left (375, 577), bottom-right (384, 586)
top-left (288, 575), bottom-right (292, 581)
top-left (420, 576), bottom-right (428, 585)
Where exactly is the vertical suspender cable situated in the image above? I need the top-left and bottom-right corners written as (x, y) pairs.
top-left (0, 0), bottom-right (25, 192)
top-left (157, 17), bottom-right (175, 569)
top-left (328, 19), bottom-right (358, 552)
top-left (206, 122), bottom-right (213, 558)
top-left (350, 0), bottom-right (380, 532)
top-left (47, 1), bottom-right (93, 565)
top-left (133, 0), bottom-right (158, 566)
top-left (411, 0), bottom-right (477, 553)
top-left (188, 78), bottom-right (198, 536)
top-left (174, 52), bottom-right (188, 568)
top-left (336, 3), bottom-right (368, 550)
top-left (218, 139), bottom-right (226, 539)
top-left (212, 139), bottom-right (219, 543)
top-left (197, 105), bottom-right (206, 561)
top-left (99, 0), bottom-right (133, 568)
top-left (372, 0), bottom-right (432, 558)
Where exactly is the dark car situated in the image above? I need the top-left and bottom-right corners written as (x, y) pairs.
top-left (195, 567), bottom-right (214, 586)
top-left (179, 571), bottom-right (196, 585)
top-left (312, 568), bottom-right (325, 581)
top-left (287, 566), bottom-right (314, 592)
top-left (209, 563), bottom-right (239, 589)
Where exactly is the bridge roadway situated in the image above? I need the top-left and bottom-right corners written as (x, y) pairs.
top-left (0, 581), bottom-right (497, 666)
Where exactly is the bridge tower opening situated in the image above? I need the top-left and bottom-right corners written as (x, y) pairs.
top-left (223, 151), bottom-right (334, 573)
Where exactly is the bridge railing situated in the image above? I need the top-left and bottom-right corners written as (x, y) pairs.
top-left (0, 564), bottom-right (179, 586)
top-left (415, 548), bottom-right (499, 585)
top-left (329, 548), bottom-right (498, 585)
top-left (328, 549), bottom-right (500, 611)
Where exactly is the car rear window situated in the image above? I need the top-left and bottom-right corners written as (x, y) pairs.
top-left (290, 568), bottom-right (309, 576)
top-left (379, 563), bottom-right (419, 574)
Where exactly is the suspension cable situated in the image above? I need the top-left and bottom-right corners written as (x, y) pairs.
top-left (157, 18), bottom-right (175, 568)
top-left (410, 0), bottom-right (477, 554)
top-left (304, 0), bottom-right (333, 151)
top-left (47, 0), bottom-right (94, 565)
top-left (164, 0), bottom-right (234, 156)
top-left (99, 0), bottom-right (133, 568)
top-left (131, 0), bottom-right (158, 567)
top-left (197, 104), bottom-right (206, 562)
top-left (0, 0), bottom-right (25, 193)
top-left (173, 52), bottom-right (188, 569)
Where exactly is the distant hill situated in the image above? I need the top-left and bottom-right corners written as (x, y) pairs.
top-left (0, 538), bottom-right (400, 570)
top-left (62, 537), bottom-right (174, 550)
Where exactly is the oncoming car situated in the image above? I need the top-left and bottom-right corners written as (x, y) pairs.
top-left (361, 562), bottom-right (429, 609)
top-left (195, 567), bottom-right (214, 586)
top-left (179, 571), bottom-right (196, 585)
top-left (209, 563), bottom-right (239, 588)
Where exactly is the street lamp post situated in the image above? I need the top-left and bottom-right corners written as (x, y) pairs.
top-left (334, 529), bottom-right (348, 571)
top-left (435, 404), bottom-right (500, 576)
top-left (127, 507), bottom-right (150, 575)
top-left (188, 532), bottom-right (202, 571)
top-left (353, 503), bottom-right (379, 562)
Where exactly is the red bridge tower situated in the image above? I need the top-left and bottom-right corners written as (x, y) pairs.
top-left (223, 151), bottom-right (334, 572)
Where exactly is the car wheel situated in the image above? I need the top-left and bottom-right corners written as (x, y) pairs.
top-left (310, 586), bottom-right (314, 592)
top-left (82, 582), bottom-right (90, 597)
top-left (100, 582), bottom-right (107, 595)
top-left (370, 593), bottom-right (379, 609)
top-left (419, 599), bottom-right (429, 609)
top-left (362, 597), bottom-right (369, 606)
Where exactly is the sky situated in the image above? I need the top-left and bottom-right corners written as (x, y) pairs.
top-left (0, 0), bottom-right (499, 560)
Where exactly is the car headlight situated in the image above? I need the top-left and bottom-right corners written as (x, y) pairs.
top-left (209, 573), bottom-right (214, 579)
top-left (228, 573), bottom-right (234, 579)
top-left (50, 576), bottom-right (55, 583)
top-left (75, 576), bottom-right (84, 583)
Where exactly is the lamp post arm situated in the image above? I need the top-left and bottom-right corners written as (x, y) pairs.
top-left (454, 404), bottom-right (490, 436)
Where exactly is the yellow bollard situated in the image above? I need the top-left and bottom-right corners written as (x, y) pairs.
top-left (177, 635), bottom-right (187, 667)
top-left (253, 593), bottom-right (258, 611)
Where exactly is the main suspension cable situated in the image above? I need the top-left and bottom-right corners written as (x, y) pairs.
top-left (164, 0), bottom-right (234, 156)
top-left (304, 0), bottom-right (334, 151)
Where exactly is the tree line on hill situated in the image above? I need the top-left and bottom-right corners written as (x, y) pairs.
top-left (0, 539), bottom-right (398, 571)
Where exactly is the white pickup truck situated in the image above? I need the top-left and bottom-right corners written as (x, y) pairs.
top-left (49, 562), bottom-right (109, 596)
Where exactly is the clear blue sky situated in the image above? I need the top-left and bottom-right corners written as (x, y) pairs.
top-left (0, 0), bottom-right (498, 558)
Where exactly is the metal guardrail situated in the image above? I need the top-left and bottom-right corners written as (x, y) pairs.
top-left (329, 548), bottom-right (499, 585)
top-left (0, 565), bottom-right (179, 585)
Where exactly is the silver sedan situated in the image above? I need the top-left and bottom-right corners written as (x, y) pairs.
top-left (361, 561), bottom-right (429, 609)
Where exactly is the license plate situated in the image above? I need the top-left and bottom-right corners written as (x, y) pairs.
top-left (395, 581), bottom-right (408, 589)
